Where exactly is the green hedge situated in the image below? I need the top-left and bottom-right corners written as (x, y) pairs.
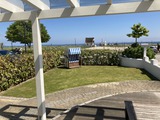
top-left (0, 48), bottom-right (121, 91)
top-left (81, 50), bottom-right (121, 66)
top-left (122, 45), bottom-right (155, 59)
top-left (0, 48), bottom-right (61, 91)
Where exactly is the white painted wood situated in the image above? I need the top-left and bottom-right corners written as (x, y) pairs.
top-left (0, 11), bottom-right (32, 22)
top-left (22, 0), bottom-right (50, 10)
top-left (67, 0), bottom-right (80, 7)
top-left (144, 0), bottom-right (154, 1)
top-left (0, 0), bottom-right (159, 22)
top-left (107, 0), bottom-right (112, 4)
top-left (0, 0), bottom-right (24, 12)
top-left (143, 47), bottom-right (147, 57)
top-left (38, 0), bottom-right (160, 19)
top-left (31, 13), bottom-right (46, 120)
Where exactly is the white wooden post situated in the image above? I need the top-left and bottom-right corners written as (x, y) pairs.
top-left (31, 13), bottom-right (46, 120)
top-left (143, 47), bottom-right (147, 58)
top-left (151, 59), bottom-right (159, 66)
top-left (141, 43), bottom-right (148, 59)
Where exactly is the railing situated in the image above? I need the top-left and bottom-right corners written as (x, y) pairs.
top-left (120, 57), bottom-right (160, 80)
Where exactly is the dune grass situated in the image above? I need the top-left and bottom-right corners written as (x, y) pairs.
top-left (0, 66), bottom-right (155, 98)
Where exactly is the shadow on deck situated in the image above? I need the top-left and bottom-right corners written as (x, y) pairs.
top-left (62, 105), bottom-right (125, 120)
top-left (58, 91), bottom-right (160, 120)
top-left (0, 104), bottom-right (66, 120)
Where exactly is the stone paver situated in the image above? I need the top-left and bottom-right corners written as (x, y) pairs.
top-left (0, 80), bottom-right (160, 119)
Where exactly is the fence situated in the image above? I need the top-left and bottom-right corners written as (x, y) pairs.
top-left (120, 57), bottom-right (160, 80)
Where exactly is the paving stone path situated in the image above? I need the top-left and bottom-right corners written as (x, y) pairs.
top-left (0, 80), bottom-right (160, 120)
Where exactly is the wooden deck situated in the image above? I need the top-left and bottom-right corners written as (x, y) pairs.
top-left (57, 91), bottom-right (160, 120)
top-left (134, 102), bottom-right (160, 120)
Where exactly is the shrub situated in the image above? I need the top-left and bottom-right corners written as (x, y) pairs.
top-left (122, 43), bottom-right (155, 59)
top-left (0, 54), bottom-right (34, 90)
top-left (81, 49), bottom-right (121, 66)
top-left (131, 42), bottom-right (139, 47)
top-left (0, 48), bottom-right (62, 91)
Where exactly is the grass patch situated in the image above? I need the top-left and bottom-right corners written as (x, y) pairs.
top-left (0, 66), bottom-right (154, 98)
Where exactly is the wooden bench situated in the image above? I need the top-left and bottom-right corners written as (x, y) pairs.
top-left (124, 101), bottom-right (137, 120)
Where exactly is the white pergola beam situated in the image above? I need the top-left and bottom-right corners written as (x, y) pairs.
top-left (31, 13), bottom-right (46, 120)
top-left (67, 0), bottom-right (80, 7)
top-left (38, 0), bottom-right (160, 19)
top-left (0, 0), bottom-right (24, 12)
top-left (0, 0), bottom-right (159, 22)
top-left (22, 0), bottom-right (50, 10)
top-left (107, 0), bottom-right (112, 4)
top-left (0, 11), bottom-right (33, 22)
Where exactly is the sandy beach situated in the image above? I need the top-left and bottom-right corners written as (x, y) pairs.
top-left (86, 46), bottom-right (127, 51)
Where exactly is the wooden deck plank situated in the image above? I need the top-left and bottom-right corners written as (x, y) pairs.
top-left (133, 102), bottom-right (160, 120)
top-left (58, 91), bottom-right (160, 120)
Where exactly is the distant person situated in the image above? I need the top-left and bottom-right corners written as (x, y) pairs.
top-left (19, 48), bottom-right (23, 54)
top-left (157, 43), bottom-right (160, 52)
top-left (13, 48), bottom-right (22, 54)
top-left (14, 48), bottom-right (18, 53)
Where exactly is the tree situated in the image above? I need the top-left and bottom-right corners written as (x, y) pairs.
top-left (6, 21), bottom-right (51, 51)
top-left (127, 23), bottom-right (149, 43)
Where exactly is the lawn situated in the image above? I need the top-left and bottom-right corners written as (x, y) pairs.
top-left (0, 66), bottom-right (155, 98)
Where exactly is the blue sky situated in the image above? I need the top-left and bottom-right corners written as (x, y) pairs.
top-left (0, 11), bottom-right (160, 46)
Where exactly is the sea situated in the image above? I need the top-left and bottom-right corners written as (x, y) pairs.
top-left (2, 41), bottom-right (160, 48)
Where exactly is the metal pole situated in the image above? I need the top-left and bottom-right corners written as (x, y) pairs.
top-left (75, 38), bottom-right (76, 46)
top-left (24, 22), bottom-right (26, 52)
top-left (31, 13), bottom-right (46, 120)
